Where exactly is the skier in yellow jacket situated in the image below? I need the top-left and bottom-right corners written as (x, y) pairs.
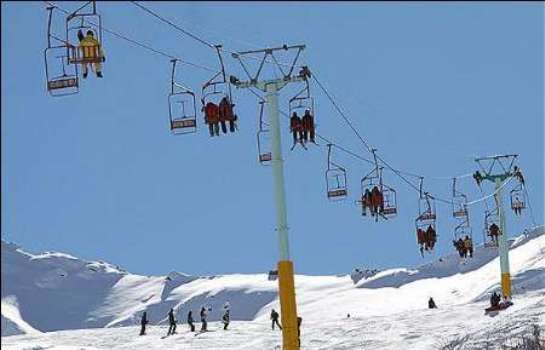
top-left (77, 30), bottom-right (105, 79)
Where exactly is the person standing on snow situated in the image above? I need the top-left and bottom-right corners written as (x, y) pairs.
top-left (187, 310), bottom-right (195, 332)
top-left (270, 309), bottom-right (282, 330)
top-left (139, 311), bottom-right (149, 336)
top-left (200, 306), bottom-right (209, 332)
top-left (166, 308), bottom-right (177, 336)
top-left (428, 297), bottom-right (437, 309)
top-left (222, 303), bottom-right (230, 330)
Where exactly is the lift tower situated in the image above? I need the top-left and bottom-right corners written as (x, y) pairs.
top-left (475, 154), bottom-right (518, 299)
top-left (231, 44), bottom-right (307, 350)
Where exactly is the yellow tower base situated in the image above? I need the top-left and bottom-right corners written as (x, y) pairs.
top-left (501, 272), bottom-right (511, 299)
top-left (278, 260), bottom-right (299, 350)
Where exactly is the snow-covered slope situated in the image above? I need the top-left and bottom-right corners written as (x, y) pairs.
top-left (2, 225), bottom-right (544, 349)
top-left (1, 296), bottom-right (40, 336)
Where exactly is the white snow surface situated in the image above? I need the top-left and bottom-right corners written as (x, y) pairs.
top-left (1, 225), bottom-right (544, 349)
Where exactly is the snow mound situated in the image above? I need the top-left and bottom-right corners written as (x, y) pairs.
top-left (1, 296), bottom-right (40, 336)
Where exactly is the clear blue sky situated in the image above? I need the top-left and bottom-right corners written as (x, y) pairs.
top-left (2, 2), bottom-right (543, 276)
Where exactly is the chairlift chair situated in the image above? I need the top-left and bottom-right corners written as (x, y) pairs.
top-left (416, 193), bottom-right (437, 228)
top-left (325, 144), bottom-right (348, 200)
top-left (45, 45), bottom-right (79, 96)
top-left (357, 166), bottom-right (380, 217)
top-left (256, 101), bottom-right (272, 164)
top-left (380, 183), bottom-right (397, 217)
top-left (483, 209), bottom-right (501, 247)
top-left (168, 59), bottom-right (197, 134)
top-left (44, 7), bottom-right (79, 96)
top-left (201, 45), bottom-right (234, 116)
top-left (510, 185), bottom-right (526, 212)
top-left (65, 1), bottom-right (104, 66)
top-left (454, 222), bottom-right (472, 241)
top-left (452, 178), bottom-right (469, 218)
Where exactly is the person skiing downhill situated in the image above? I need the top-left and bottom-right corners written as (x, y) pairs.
top-left (166, 308), bottom-right (177, 336)
top-left (270, 309), bottom-right (282, 330)
top-left (187, 310), bottom-right (195, 332)
top-left (139, 311), bottom-right (149, 336)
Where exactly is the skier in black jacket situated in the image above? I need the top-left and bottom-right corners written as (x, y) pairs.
top-left (270, 309), bottom-right (282, 330)
top-left (166, 308), bottom-right (177, 336)
top-left (187, 310), bottom-right (195, 332)
top-left (139, 311), bottom-right (149, 336)
top-left (428, 297), bottom-right (437, 309)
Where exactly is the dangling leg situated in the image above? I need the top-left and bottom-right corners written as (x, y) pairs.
top-left (82, 63), bottom-right (89, 79)
top-left (94, 61), bottom-right (103, 78)
top-left (214, 122), bottom-right (220, 136)
top-left (221, 120), bottom-right (227, 134)
top-left (208, 123), bottom-right (214, 137)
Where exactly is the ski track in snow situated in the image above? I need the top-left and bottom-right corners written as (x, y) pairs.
top-left (1, 226), bottom-right (544, 349)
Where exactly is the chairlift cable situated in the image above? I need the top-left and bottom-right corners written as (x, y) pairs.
top-left (130, 1), bottom-right (215, 49)
top-left (129, 1), bottom-right (298, 70)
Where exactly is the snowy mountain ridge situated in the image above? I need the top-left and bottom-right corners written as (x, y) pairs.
top-left (1, 225), bottom-right (544, 349)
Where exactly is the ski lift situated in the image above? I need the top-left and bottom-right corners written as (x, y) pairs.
top-left (44, 6), bottom-right (79, 96)
top-left (380, 182), bottom-right (398, 217)
top-left (65, 1), bottom-right (104, 66)
top-left (168, 59), bottom-right (197, 134)
top-left (454, 223), bottom-right (472, 241)
top-left (357, 150), bottom-right (397, 219)
top-left (510, 184), bottom-right (526, 213)
top-left (416, 179), bottom-right (437, 228)
top-left (256, 101), bottom-right (272, 164)
top-left (483, 209), bottom-right (501, 247)
top-left (288, 80), bottom-right (316, 146)
top-left (452, 178), bottom-right (469, 219)
top-left (325, 144), bottom-right (348, 200)
top-left (201, 45), bottom-right (234, 112)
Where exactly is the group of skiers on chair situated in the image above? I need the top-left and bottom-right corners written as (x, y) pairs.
top-left (203, 96), bottom-right (238, 137)
top-left (290, 109), bottom-right (316, 149)
top-left (360, 186), bottom-right (386, 219)
top-left (452, 235), bottom-right (473, 258)
top-left (416, 225), bottom-right (437, 256)
top-left (139, 303), bottom-right (230, 336)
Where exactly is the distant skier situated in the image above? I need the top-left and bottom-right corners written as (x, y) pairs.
top-left (270, 309), bottom-right (282, 330)
top-left (187, 310), bottom-right (195, 332)
top-left (222, 306), bottom-right (230, 330)
top-left (490, 292), bottom-right (501, 308)
top-left (139, 311), bottom-right (149, 336)
top-left (166, 308), bottom-right (177, 336)
top-left (428, 297), bottom-right (437, 309)
top-left (200, 306), bottom-right (209, 332)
